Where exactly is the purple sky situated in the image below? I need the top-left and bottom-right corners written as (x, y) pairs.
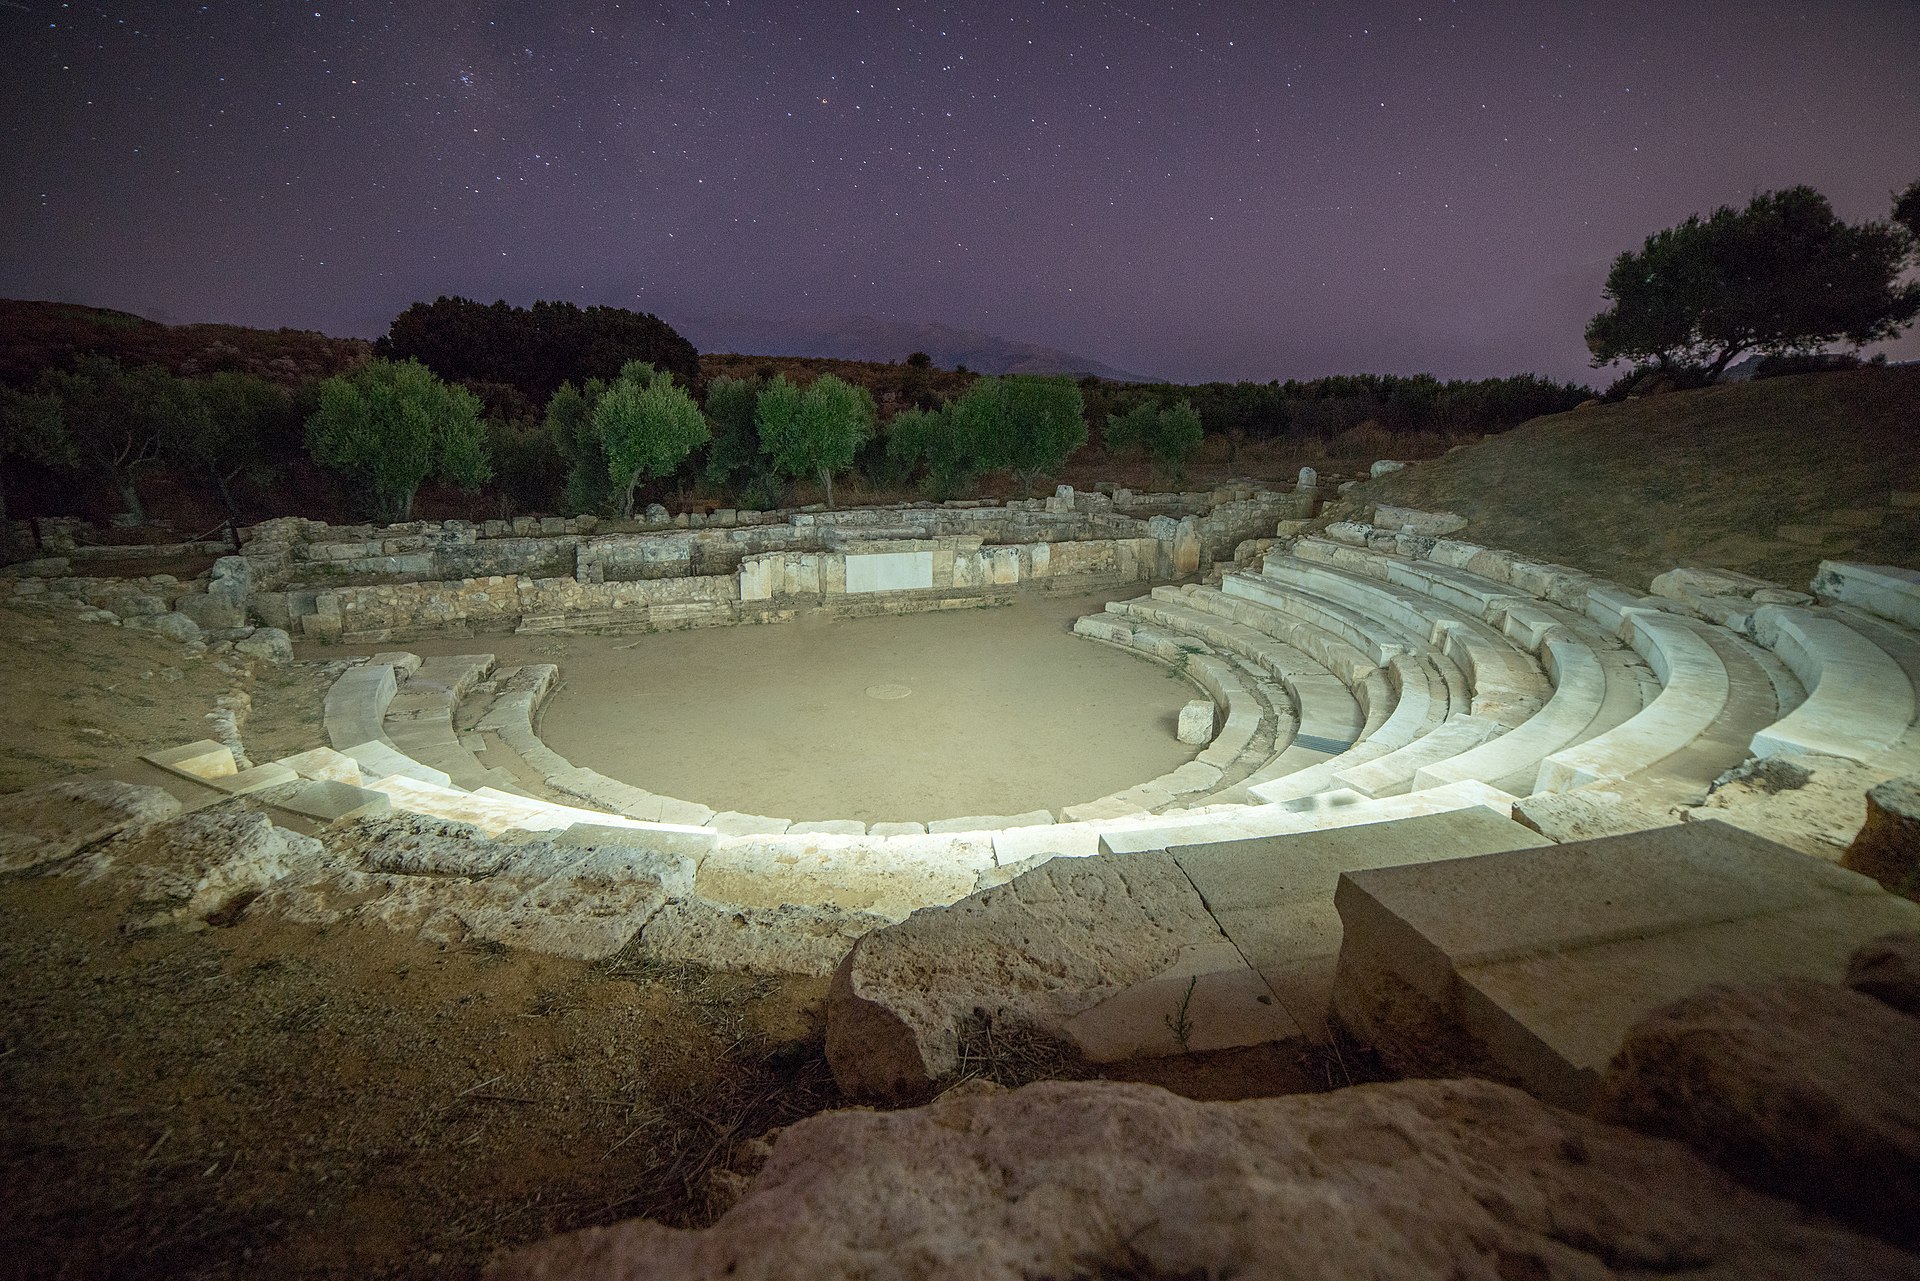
top-left (5, 1), bottom-right (1917, 385)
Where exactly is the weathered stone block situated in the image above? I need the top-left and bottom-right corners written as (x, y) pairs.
top-left (1176, 699), bottom-right (1215, 744)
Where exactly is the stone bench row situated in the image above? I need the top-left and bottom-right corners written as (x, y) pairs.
top-left (1281, 536), bottom-right (1797, 805)
top-left (1174, 570), bottom-right (1549, 800)
top-left (1254, 556), bottom-right (1652, 798)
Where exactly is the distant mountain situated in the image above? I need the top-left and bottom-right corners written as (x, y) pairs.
top-left (671, 311), bottom-right (1155, 382)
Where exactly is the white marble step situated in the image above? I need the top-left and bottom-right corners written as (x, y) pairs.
top-left (1748, 605), bottom-right (1916, 767)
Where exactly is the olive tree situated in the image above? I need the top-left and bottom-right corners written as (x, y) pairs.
top-left (1106, 398), bottom-right (1204, 484)
top-left (305, 358), bottom-right (491, 521)
top-left (0, 385), bottom-right (71, 536)
top-left (756, 373), bottom-right (874, 509)
top-left (885, 403), bottom-right (977, 499)
top-left (1586, 184), bottom-right (1920, 378)
top-left (949, 375), bottom-right (1088, 497)
top-left (595, 361), bottom-right (710, 519)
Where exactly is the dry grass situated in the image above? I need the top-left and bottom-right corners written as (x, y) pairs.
top-left (1346, 366), bottom-right (1920, 590)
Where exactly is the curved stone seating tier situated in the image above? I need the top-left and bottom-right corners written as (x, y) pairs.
top-left (1534, 611), bottom-right (1783, 802)
top-left (1143, 586), bottom-right (1376, 744)
top-left (1818, 606), bottom-right (1920, 775)
top-left (1256, 555), bottom-right (1657, 798)
top-left (380, 654), bottom-right (530, 793)
top-left (1062, 618), bottom-right (1284, 814)
top-left (1092, 593), bottom-right (1367, 783)
top-left (1748, 605), bottom-right (1919, 770)
top-left (1259, 557), bottom-right (1559, 725)
top-left (1267, 535), bottom-right (1813, 807)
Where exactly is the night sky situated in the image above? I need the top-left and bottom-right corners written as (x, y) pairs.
top-left (5, 1), bottom-right (1917, 385)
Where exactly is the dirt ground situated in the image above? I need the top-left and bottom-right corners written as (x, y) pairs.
top-left (319, 588), bottom-right (1201, 823)
top-left (0, 866), bottom-right (837, 1281)
top-left (0, 601), bottom-right (338, 795)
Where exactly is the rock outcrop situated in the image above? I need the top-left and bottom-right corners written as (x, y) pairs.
top-left (487, 1077), bottom-right (1914, 1281)
top-left (825, 851), bottom-right (1226, 1101)
top-left (85, 803), bottom-right (333, 927)
top-left (1593, 976), bottom-right (1920, 1248)
top-left (1844, 775), bottom-right (1920, 895)
top-left (0, 778), bottom-right (182, 874)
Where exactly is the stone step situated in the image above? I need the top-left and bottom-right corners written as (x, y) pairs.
top-left (383, 654), bottom-right (501, 789)
top-left (1535, 611), bottom-right (1784, 802)
top-left (1220, 571), bottom-right (1410, 673)
top-left (1748, 605), bottom-right (1917, 767)
top-left (1811, 560), bottom-right (1920, 630)
top-left (1825, 606), bottom-right (1920, 775)
top-left (1329, 716), bottom-right (1508, 799)
top-left (1330, 820), bottom-right (1920, 1111)
top-left (1095, 778), bottom-right (1521, 855)
top-left (1261, 560), bottom-right (1552, 727)
top-left (1241, 655), bottom-right (1450, 804)
top-left (1412, 632), bottom-right (1644, 797)
top-left (825, 806), bottom-right (1552, 1099)
top-left (322, 658), bottom-right (404, 751)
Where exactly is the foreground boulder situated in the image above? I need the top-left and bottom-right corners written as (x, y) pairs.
top-left (487, 1077), bottom-right (1912, 1280)
top-left (1847, 931), bottom-right (1920, 1015)
top-left (826, 851), bottom-right (1227, 1100)
top-left (1844, 775), bottom-right (1920, 895)
top-left (1594, 976), bottom-right (1920, 1248)
top-left (0, 778), bottom-right (181, 873)
top-left (84, 803), bottom-right (332, 927)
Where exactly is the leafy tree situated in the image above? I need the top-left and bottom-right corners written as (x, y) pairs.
top-left (545, 376), bottom-right (614, 514)
top-left (885, 404), bottom-right (977, 499)
top-left (1894, 177), bottom-right (1920, 244)
top-left (36, 356), bottom-right (173, 524)
top-left (756, 373), bottom-right (874, 509)
top-left (594, 362), bottom-right (710, 519)
top-left (164, 371), bottom-right (294, 518)
top-left (1586, 185), bottom-right (1920, 378)
top-left (702, 374), bottom-right (764, 489)
top-left (304, 358), bottom-right (491, 521)
top-left (905, 351), bottom-right (933, 369)
top-left (376, 296), bottom-right (700, 405)
top-left (0, 385), bottom-right (71, 534)
top-left (1106, 398), bottom-right (1204, 484)
top-left (954, 375), bottom-right (1087, 496)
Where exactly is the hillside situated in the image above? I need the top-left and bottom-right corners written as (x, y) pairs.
top-left (1340, 366), bottom-right (1920, 591)
top-left (675, 311), bottom-right (1153, 381)
top-left (0, 300), bottom-right (370, 387)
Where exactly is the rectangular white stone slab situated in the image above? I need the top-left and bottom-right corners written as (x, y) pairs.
top-left (1812, 561), bottom-right (1920, 630)
top-left (844, 550), bottom-right (934, 594)
top-left (1331, 820), bottom-right (1920, 1111)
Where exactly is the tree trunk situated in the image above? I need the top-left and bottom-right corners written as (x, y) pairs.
top-left (1706, 345), bottom-right (1749, 381)
top-left (821, 466), bottom-right (834, 510)
top-left (115, 473), bottom-right (146, 526)
top-left (211, 466), bottom-right (238, 521)
top-left (621, 476), bottom-right (639, 520)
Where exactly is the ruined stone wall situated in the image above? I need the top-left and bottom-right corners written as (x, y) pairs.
top-left (6, 483), bottom-right (1318, 643)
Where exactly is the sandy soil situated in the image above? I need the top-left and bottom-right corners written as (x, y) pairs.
top-left (322, 588), bottom-right (1203, 823)
top-left (0, 601), bottom-right (341, 795)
